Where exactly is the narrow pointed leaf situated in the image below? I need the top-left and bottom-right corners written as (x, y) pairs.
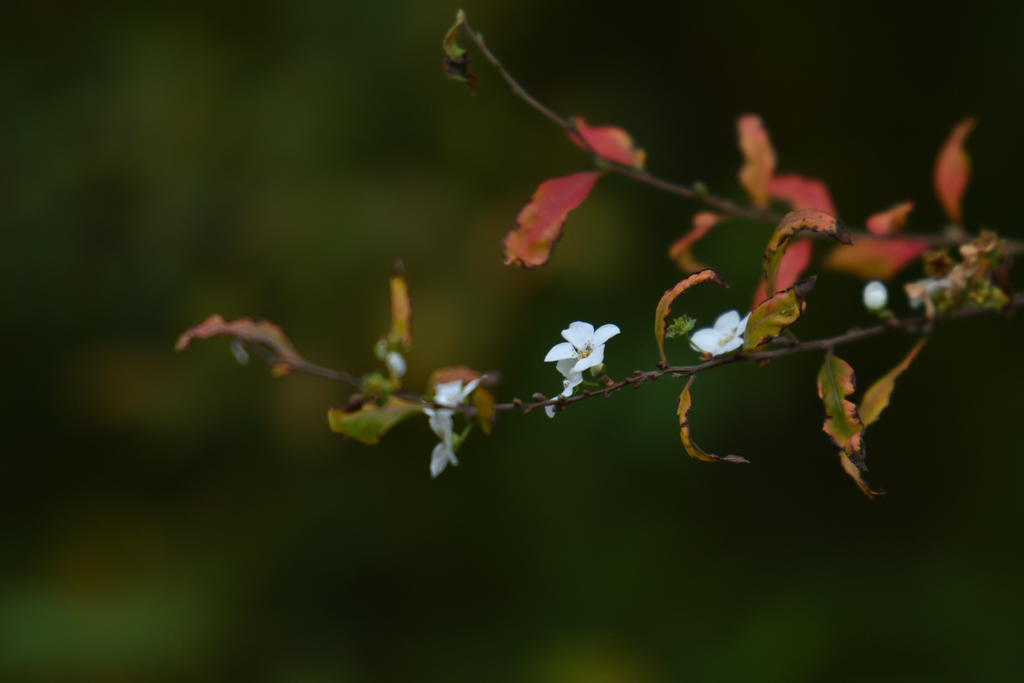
top-left (668, 211), bottom-right (721, 273)
top-left (768, 174), bottom-right (837, 215)
top-left (737, 114), bottom-right (776, 207)
top-left (655, 269), bottom-right (730, 364)
top-left (176, 315), bottom-right (306, 376)
top-left (817, 354), bottom-right (866, 469)
top-left (822, 236), bottom-right (928, 280)
top-left (328, 396), bottom-right (422, 445)
top-left (503, 172), bottom-right (602, 268)
top-left (859, 338), bottom-right (927, 428)
top-left (933, 116), bottom-right (976, 224)
top-left (839, 451), bottom-right (884, 499)
top-left (743, 277), bottom-right (816, 352)
top-left (865, 201), bottom-right (914, 235)
top-left (677, 377), bottom-right (748, 464)
top-left (389, 259), bottom-right (412, 348)
top-left (568, 117), bottom-right (646, 168)
top-left (750, 239), bottom-right (812, 310)
top-left (764, 209), bottom-right (851, 296)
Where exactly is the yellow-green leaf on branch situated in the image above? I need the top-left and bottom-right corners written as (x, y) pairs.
top-left (859, 338), bottom-right (927, 428)
top-left (442, 10), bottom-right (477, 94)
top-left (654, 268), bottom-right (730, 364)
top-left (839, 451), bottom-right (884, 499)
top-left (764, 209), bottom-right (852, 296)
top-left (677, 377), bottom-right (748, 464)
top-left (328, 396), bottom-right (422, 445)
top-left (472, 387), bottom-right (497, 436)
top-left (817, 354), bottom-right (866, 470)
top-left (742, 277), bottom-right (816, 352)
top-left (389, 259), bottom-right (412, 349)
top-left (442, 10), bottom-right (466, 60)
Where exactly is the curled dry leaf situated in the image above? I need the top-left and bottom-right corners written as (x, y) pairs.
top-left (768, 174), bottom-right (838, 215)
top-left (764, 209), bottom-right (851, 297)
top-left (750, 239), bottom-right (812, 310)
top-left (654, 268), bottom-right (730, 364)
top-left (503, 172), bottom-right (601, 268)
top-left (389, 259), bottom-right (412, 348)
top-left (859, 338), bottom-right (927, 428)
top-left (668, 211), bottom-right (721, 273)
top-left (568, 117), bottom-right (646, 169)
top-left (933, 116), bottom-right (976, 225)
top-left (677, 377), bottom-right (749, 464)
top-left (442, 10), bottom-right (477, 94)
top-left (865, 201), bottom-right (914, 236)
top-left (743, 277), bottom-right (816, 352)
top-left (839, 451), bottom-right (884, 499)
top-left (327, 396), bottom-right (422, 445)
top-left (175, 315), bottom-right (306, 376)
top-left (817, 354), bottom-right (866, 470)
top-left (822, 236), bottom-right (929, 281)
top-left (737, 114), bottom-right (776, 208)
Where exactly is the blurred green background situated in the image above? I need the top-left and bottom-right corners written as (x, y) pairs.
top-left (3, 1), bottom-right (1024, 681)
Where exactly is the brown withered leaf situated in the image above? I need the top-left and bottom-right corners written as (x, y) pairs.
top-left (764, 209), bottom-right (851, 296)
top-left (654, 269), bottom-right (730, 365)
top-left (817, 353), bottom-right (866, 470)
top-left (503, 172), bottom-right (602, 268)
top-left (742, 277), bottom-right (816, 352)
top-left (175, 315), bottom-right (306, 376)
top-left (859, 338), bottom-right (927, 428)
top-left (839, 451), bottom-right (885, 499)
top-left (441, 10), bottom-right (477, 94)
top-left (677, 377), bottom-right (748, 464)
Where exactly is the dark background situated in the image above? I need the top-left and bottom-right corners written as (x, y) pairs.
top-left (3, 1), bottom-right (1023, 681)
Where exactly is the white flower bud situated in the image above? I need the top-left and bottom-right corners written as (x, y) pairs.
top-left (862, 280), bottom-right (888, 311)
top-left (385, 351), bottom-right (406, 378)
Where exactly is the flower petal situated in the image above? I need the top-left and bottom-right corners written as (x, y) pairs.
top-left (427, 408), bottom-right (454, 440)
top-left (555, 357), bottom-right (577, 378)
top-left (713, 310), bottom-right (741, 332)
top-left (544, 342), bottom-right (577, 362)
top-left (545, 404), bottom-right (557, 418)
top-left (459, 378), bottom-right (481, 402)
top-left (689, 328), bottom-right (722, 353)
top-left (736, 312), bottom-right (751, 334)
top-left (430, 441), bottom-right (456, 478)
top-left (591, 323), bottom-right (621, 346)
top-left (561, 321), bottom-right (595, 348)
top-left (573, 344), bottom-right (605, 373)
top-left (718, 335), bottom-right (744, 354)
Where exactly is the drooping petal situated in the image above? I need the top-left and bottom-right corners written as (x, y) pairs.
top-left (427, 408), bottom-right (454, 441)
top-left (718, 335), bottom-right (745, 354)
top-left (430, 441), bottom-right (457, 478)
top-left (561, 321), bottom-right (595, 348)
top-left (458, 378), bottom-right (482, 402)
top-left (713, 310), bottom-right (741, 332)
top-left (573, 345), bottom-right (605, 373)
top-left (689, 328), bottom-right (722, 354)
top-left (545, 405), bottom-right (557, 418)
top-left (544, 342), bottom-right (577, 362)
top-left (591, 323), bottom-right (621, 346)
top-left (736, 312), bottom-right (751, 334)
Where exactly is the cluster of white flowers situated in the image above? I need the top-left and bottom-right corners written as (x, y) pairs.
top-left (543, 322), bottom-right (620, 417)
top-left (423, 378), bottom-right (480, 478)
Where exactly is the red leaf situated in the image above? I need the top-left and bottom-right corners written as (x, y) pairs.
top-left (668, 211), bottom-right (721, 273)
top-left (503, 172), bottom-right (602, 268)
top-left (175, 315), bottom-right (306, 376)
top-left (933, 116), bottom-right (976, 225)
top-left (737, 114), bottom-right (776, 208)
top-left (750, 239), bottom-right (812, 310)
top-left (823, 236), bottom-right (929, 281)
top-left (865, 201), bottom-right (914, 236)
top-left (768, 174), bottom-right (837, 215)
top-left (568, 117), bottom-right (645, 168)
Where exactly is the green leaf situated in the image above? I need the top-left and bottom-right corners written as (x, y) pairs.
top-left (654, 268), bottom-right (729, 364)
top-left (764, 209), bottom-right (851, 296)
top-left (742, 277), bottom-right (816, 352)
top-left (816, 354), bottom-right (866, 470)
top-left (327, 396), bottom-right (422, 445)
top-left (677, 377), bottom-right (749, 464)
top-left (859, 338), bottom-right (927, 428)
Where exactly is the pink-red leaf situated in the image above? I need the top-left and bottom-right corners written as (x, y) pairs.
top-left (933, 116), bottom-right (976, 225)
top-left (750, 239), bottom-right (812, 310)
top-left (678, 377), bottom-right (748, 464)
top-left (655, 268), bottom-right (730, 364)
top-left (737, 114), bottom-right (776, 208)
top-left (768, 174), bottom-right (838, 215)
top-left (817, 354), bottom-right (866, 470)
top-left (763, 209), bottom-right (851, 296)
top-left (175, 315), bottom-right (306, 376)
top-left (668, 211), bottom-right (722, 273)
top-left (503, 172), bottom-right (601, 268)
top-left (865, 201), bottom-right (914, 236)
top-left (822, 236), bottom-right (929, 281)
top-left (568, 117), bottom-right (646, 168)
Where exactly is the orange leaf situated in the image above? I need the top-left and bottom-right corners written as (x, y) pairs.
top-left (568, 117), bottom-right (646, 168)
top-left (768, 174), bottom-right (837, 215)
top-left (654, 269), bottom-right (730, 364)
top-left (389, 259), bottom-right (412, 348)
top-left (933, 116), bottom-right (976, 225)
top-left (737, 114), bottom-right (776, 208)
top-left (865, 201), bottom-right (914, 236)
top-left (175, 315), bottom-right (306, 376)
top-left (822, 236), bottom-right (928, 281)
top-left (668, 211), bottom-right (722, 273)
top-left (763, 209), bottom-right (851, 297)
top-left (677, 377), bottom-right (749, 464)
top-left (750, 239), bottom-right (812, 310)
top-left (503, 172), bottom-right (602, 268)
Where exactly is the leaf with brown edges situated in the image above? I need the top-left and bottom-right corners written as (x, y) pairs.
top-left (503, 172), bottom-right (601, 268)
top-left (750, 239), bottom-right (812, 310)
top-left (175, 315), bottom-right (306, 377)
top-left (934, 116), bottom-right (976, 225)
top-left (859, 338), bottom-right (927, 428)
top-left (654, 269), bottom-right (730, 364)
top-left (764, 209), bottom-right (851, 296)
top-left (817, 353), bottom-right (865, 470)
top-left (568, 117), bottom-right (646, 168)
top-left (328, 396), bottom-right (422, 445)
top-left (742, 277), bottom-right (816, 352)
top-left (839, 451), bottom-right (884, 499)
top-left (678, 377), bottom-right (748, 464)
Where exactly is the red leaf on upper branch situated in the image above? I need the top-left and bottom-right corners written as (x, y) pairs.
top-left (822, 236), bottom-right (929, 281)
top-left (175, 315), bottom-right (306, 376)
top-left (933, 116), bottom-right (976, 225)
top-left (737, 114), bottom-right (776, 208)
top-left (750, 239), bottom-right (812, 310)
top-left (503, 171), bottom-right (602, 268)
top-left (677, 377), bottom-right (749, 464)
top-left (768, 174), bottom-right (837, 215)
top-left (568, 117), bottom-right (646, 168)
top-left (655, 268), bottom-right (730, 365)
top-left (865, 201), bottom-right (914, 236)
top-left (668, 211), bottom-right (722, 273)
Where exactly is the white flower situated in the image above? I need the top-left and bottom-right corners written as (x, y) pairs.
top-left (543, 322), bottom-right (620, 418)
top-left (385, 351), bottom-right (406, 378)
top-left (689, 310), bottom-right (750, 356)
top-left (862, 280), bottom-right (888, 311)
top-left (423, 378), bottom-right (480, 478)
